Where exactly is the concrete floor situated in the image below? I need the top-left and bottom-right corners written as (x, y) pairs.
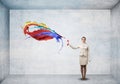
top-left (1, 75), bottom-right (118, 84)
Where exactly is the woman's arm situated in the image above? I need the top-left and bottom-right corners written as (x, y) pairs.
top-left (67, 40), bottom-right (79, 49)
top-left (69, 44), bottom-right (80, 49)
top-left (88, 46), bottom-right (91, 62)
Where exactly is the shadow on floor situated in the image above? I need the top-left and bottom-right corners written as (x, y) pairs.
top-left (78, 78), bottom-right (89, 80)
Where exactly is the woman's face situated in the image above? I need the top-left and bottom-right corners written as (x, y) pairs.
top-left (81, 38), bottom-right (86, 43)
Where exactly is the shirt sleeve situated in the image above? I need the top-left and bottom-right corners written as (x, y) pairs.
top-left (69, 44), bottom-right (80, 49)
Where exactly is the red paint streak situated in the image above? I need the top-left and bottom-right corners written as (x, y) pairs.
top-left (24, 24), bottom-right (53, 41)
top-left (28, 29), bottom-right (53, 41)
top-left (24, 23), bottom-right (41, 34)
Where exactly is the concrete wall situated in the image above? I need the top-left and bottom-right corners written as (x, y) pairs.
top-left (111, 1), bottom-right (120, 84)
top-left (10, 10), bottom-right (111, 74)
top-left (0, 1), bottom-right (9, 82)
top-left (1, 0), bottom-right (119, 9)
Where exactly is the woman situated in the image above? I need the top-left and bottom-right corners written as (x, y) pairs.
top-left (67, 36), bottom-right (89, 80)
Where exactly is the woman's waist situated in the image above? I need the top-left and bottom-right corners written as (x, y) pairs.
top-left (79, 55), bottom-right (88, 57)
top-left (80, 51), bottom-right (88, 54)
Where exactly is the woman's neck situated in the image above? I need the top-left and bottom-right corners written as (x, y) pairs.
top-left (82, 42), bottom-right (86, 44)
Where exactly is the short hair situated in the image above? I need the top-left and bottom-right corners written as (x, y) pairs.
top-left (81, 36), bottom-right (86, 40)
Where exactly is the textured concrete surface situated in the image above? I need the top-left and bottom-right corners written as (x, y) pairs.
top-left (1, 75), bottom-right (118, 84)
top-left (0, 1), bottom-right (9, 82)
top-left (111, 1), bottom-right (120, 84)
top-left (0, 0), bottom-right (119, 9)
top-left (0, 0), bottom-right (120, 84)
top-left (10, 10), bottom-right (111, 74)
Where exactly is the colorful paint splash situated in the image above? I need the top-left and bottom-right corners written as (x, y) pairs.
top-left (22, 21), bottom-right (64, 51)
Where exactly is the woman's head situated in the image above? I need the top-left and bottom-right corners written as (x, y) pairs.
top-left (81, 36), bottom-right (86, 43)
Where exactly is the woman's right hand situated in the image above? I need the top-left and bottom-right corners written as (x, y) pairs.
top-left (67, 40), bottom-right (69, 46)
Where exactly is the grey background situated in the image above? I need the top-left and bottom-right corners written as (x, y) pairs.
top-left (10, 10), bottom-right (111, 74)
top-left (0, 2), bottom-right (9, 82)
top-left (0, 0), bottom-right (120, 84)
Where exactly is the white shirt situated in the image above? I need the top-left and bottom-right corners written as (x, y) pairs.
top-left (69, 42), bottom-right (89, 57)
